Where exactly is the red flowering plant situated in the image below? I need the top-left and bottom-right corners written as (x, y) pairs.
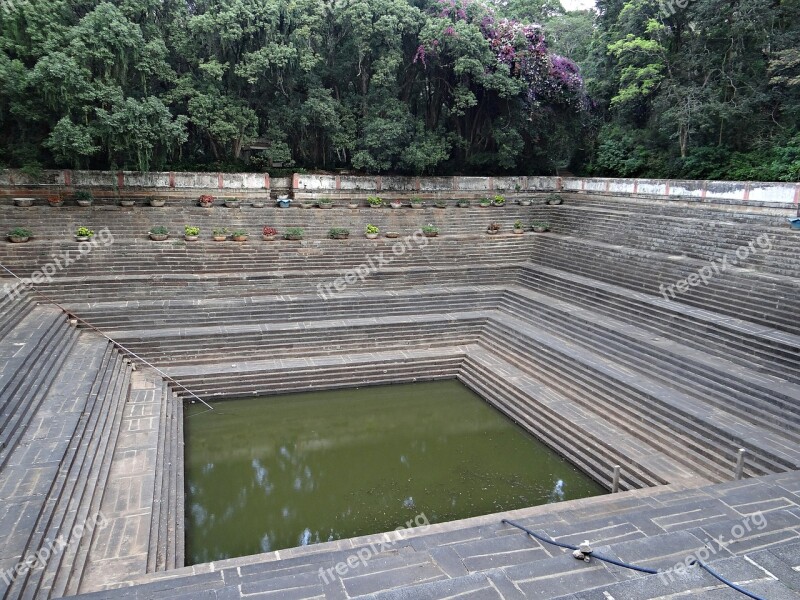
top-left (262, 226), bottom-right (278, 236)
top-left (199, 194), bottom-right (214, 206)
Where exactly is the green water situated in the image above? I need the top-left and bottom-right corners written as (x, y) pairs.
top-left (184, 380), bottom-right (605, 564)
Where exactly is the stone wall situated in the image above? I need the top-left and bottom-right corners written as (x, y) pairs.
top-left (1, 169), bottom-right (797, 208)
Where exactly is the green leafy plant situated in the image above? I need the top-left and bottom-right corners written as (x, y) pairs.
top-left (75, 226), bottom-right (94, 238)
top-left (75, 190), bottom-right (93, 203)
top-left (546, 193), bottom-right (563, 205)
top-left (284, 227), bottom-right (305, 239)
top-left (231, 229), bottom-right (247, 237)
top-left (493, 194), bottom-right (506, 205)
top-left (367, 196), bottom-right (383, 207)
top-left (410, 196), bottom-right (423, 204)
top-left (212, 227), bottom-right (229, 237)
top-left (319, 198), bottom-right (333, 205)
top-left (328, 227), bottom-right (350, 238)
top-left (479, 197), bottom-right (492, 206)
top-left (150, 226), bottom-right (169, 235)
top-left (531, 220), bottom-right (550, 231)
top-left (8, 227), bottom-right (32, 238)
top-left (422, 223), bottom-right (439, 234)
top-left (184, 225), bottom-right (200, 236)
top-left (365, 224), bottom-right (380, 234)
top-left (514, 220), bottom-right (523, 230)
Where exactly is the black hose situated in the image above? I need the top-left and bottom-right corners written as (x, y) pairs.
top-left (691, 558), bottom-right (768, 600)
top-left (501, 518), bottom-right (658, 574)
top-left (503, 518), bottom-right (770, 599)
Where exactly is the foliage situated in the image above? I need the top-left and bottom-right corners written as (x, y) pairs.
top-left (74, 190), bottom-right (93, 202)
top-left (149, 226), bottom-right (169, 235)
top-left (184, 226), bottom-right (200, 236)
top-left (328, 227), bottom-right (350, 237)
top-left (231, 229), bottom-right (248, 237)
top-left (514, 219), bottom-right (523, 229)
top-left (8, 227), bottom-right (32, 238)
top-left (493, 194), bottom-right (506, 204)
top-left (367, 196), bottom-right (384, 206)
top-left (75, 226), bottom-right (94, 238)
top-left (284, 227), bottom-right (305, 238)
top-left (213, 227), bottom-right (229, 236)
top-left (365, 224), bottom-right (380, 234)
top-left (422, 223), bottom-right (439, 234)
top-left (0, 0), bottom-right (587, 175)
top-left (262, 226), bottom-right (279, 236)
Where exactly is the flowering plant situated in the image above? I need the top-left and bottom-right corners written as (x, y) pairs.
top-left (263, 226), bottom-right (278, 236)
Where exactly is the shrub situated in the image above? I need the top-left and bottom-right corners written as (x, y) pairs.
top-left (150, 226), bottom-right (169, 235)
top-left (74, 190), bottom-right (93, 202)
top-left (284, 227), bottom-right (304, 238)
top-left (8, 227), bottom-right (32, 238)
top-left (367, 196), bottom-right (383, 206)
top-left (231, 229), bottom-right (247, 237)
top-left (184, 225), bottom-right (200, 236)
top-left (493, 194), bottom-right (506, 205)
top-left (75, 226), bottom-right (94, 238)
top-left (213, 227), bottom-right (229, 236)
top-left (365, 224), bottom-right (380, 234)
top-left (328, 227), bottom-right (350, 238)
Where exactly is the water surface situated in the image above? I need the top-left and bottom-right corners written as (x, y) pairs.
top-left (184, 380), bottom-right (605, 564)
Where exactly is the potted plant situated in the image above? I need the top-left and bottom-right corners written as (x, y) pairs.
top-left (519, 198), bottom-right (532, 207)
top-left (47, 194), bottom-right (64, 207)
top-left (149, 226), bottom-right (169, 241)
top-left (390, 199), bottom-right (403, 209)
top-left (422, 224), bottom-right (439, 237)
top-left (385, 231), bottom-right (400, 239)
top-left (262, 226), bottom-right (278, 241)
top-left (300, 199), bottom-right (315, 209)
top-left (347, 201), bottom-right (360, 209)
top-left (410, 197), bottom-right (424, 209)
top-left (75, 226), bottom-right (95, 241)
top-left (284, 227), bottom-right (304, 240)
top-left (365, 224), bottom-right (380, 239)
top-left (8, 227), bottom-right (32, 243)
top-left (231, 229), bottom-right (248, 241)
top-left (212, 227), bottom-right (228, 241)
top-left (328, 227), bottom-right (350, 240)
top-left (367, 196), bottom-right (383, 209)
top-left (199, 194), bottom-right (215, 208)
top-left (149, 196), bottom-right (166, 207)
top-left (75, 190), bottom-right (94, 207)
top-left (546, 193), bottom-right (563, 205)
top-left (276, 195), bottom-right (292, 208)
top-left (319, 198), bottom-right (334, 209)
top-left (531, 220), bottom-right (550, 233)
top-left (13, 197), bottom-right (33, 207)
top-left (435, 200), bottom-right (447, 209)
top-left (119, 197), bottom-right (136, 207)
top-left (493, 194), bottom-right (506, 207)
top-left (457, 199), bottom-right (471, 208)
top-left (487, 223), bottom-right (501, 235)
top-left (224, 197), bottom-right (241, 208)
top-left (479, 197), bottom-right (492, 208)
top-left (184, 225), bottom-right (200, 241)
top-left (513, 220), bottom-right (524, 235)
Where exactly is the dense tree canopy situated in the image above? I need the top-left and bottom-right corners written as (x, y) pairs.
top-left (0, 0), bottom-right (797, 179)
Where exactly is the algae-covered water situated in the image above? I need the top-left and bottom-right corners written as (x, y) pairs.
top-left (184, 380), bottom-right (605, 564)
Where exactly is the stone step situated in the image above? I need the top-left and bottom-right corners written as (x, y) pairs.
top-left (516, 265), bottom-right (800, 385)
top-left (528, 236), bottom-right (799, 334)
top-left (500, 287), bottom-right (800, 437)
top-left (481, 318), bottom-right (798, 479)
top-left (0, 333), bottom-right (109, 599)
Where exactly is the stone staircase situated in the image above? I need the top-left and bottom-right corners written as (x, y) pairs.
top-left (0, 192), bottom-right (798, 598)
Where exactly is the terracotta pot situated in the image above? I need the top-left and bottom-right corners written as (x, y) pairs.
top-left (285, 234), bottom-right (303, 241)
top-left (232, 235), bottom-right (248, 242)
top-left (213, 235), bottom-right (227, 241)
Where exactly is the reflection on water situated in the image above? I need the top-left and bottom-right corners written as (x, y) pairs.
top-left (184, 380), bottom-right (605, 564)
